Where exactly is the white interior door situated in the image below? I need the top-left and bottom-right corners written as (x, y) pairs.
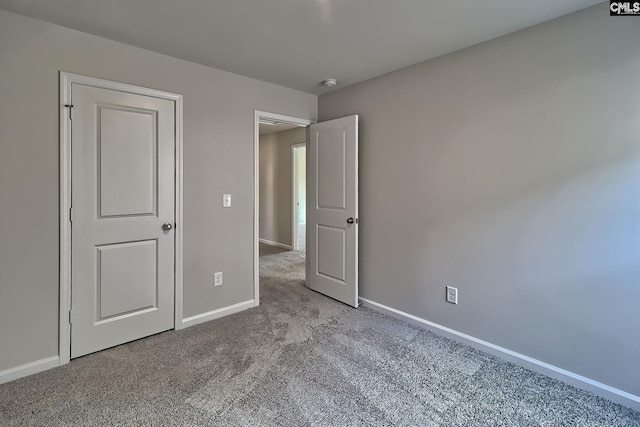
top-left (307, 115), bottom-right (358, 307)
top-left (71, 84), bottom-right (176, 358)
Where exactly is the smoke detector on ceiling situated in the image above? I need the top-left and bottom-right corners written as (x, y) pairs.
top-left (321, 79), bottom-right (338, 88)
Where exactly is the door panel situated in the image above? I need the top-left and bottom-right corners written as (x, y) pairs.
top-left (99, 107), bottom-right (157, 217)
top-left (317, 225), bottom-right (346, 281)
top-left (71, 84), bottom-right (175, 358)
top-left (97, 240), bottom-right (158, 320)
top-left (317, 129), bottom-right (346, 209)
top-left (307, 115), bottom-right (358, 307)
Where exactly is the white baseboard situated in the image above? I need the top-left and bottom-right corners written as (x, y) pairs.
top-left (259, 238), bottom-right (292, 250)
top-left (181, 300), bottom-right (255, 329)
top-left (359, 297), bottom-right (640, 411)
top-left (1, 301), bottom-right (255, 385)
top-left (0, 356), bottom-right (60, 385)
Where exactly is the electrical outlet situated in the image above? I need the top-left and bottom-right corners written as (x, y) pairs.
top-left (214, 272), bottom-right (223, 287)
top-left (223, 194), bottom-right (231, 208)
top-left (446, 286), bottom-right (458, 304)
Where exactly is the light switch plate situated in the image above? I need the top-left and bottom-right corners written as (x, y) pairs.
top-left (223, 194), bottom-right (231, 208)
top-left (214, 272), bottom-right (223, 286)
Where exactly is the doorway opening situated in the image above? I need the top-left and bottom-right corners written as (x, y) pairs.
top-left (292, 143), bottom-right (306, 252)
top-left (253, 111), bottom-right (359, 308)
top-left (253, 111), bottom-right (312, 305)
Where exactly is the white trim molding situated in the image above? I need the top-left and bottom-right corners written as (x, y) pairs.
top-left (253, 110), bottom-right (313, 308)
top-left (360, 297), bottom-right (640, 411)
top-left (0, 356), bottom-right (60, 385)
top-left (59, 72), bottom-right (185, 364)
top-left (259, 238), bottom-right (293, 250)
top-left (173, 84), bottom-right (185, 331)
top-left (181, 300), bottom-right (255, 329)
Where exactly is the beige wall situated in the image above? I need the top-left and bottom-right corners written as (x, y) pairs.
top-left (0, 10), bottom-right (316, 372)
top-left (295, 146), bottom-right (306, 225)
top-left (259, 127), bottom-right (306, 246)
top-left (319, 5), bottom-right (640, 397)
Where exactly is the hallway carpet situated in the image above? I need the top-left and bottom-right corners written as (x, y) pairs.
top-left (259, 241), bottom-right (291, 257)
top-left (1, 250), bottom-right (638, 426)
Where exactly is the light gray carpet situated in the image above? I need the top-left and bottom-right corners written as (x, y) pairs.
top-left (1, 250), bottom-right (639, 426)
top-left (259, 241), bottom-right (291, 257)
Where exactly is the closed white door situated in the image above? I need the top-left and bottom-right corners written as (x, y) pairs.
top-left (307, 115), bottom-right (358, 307)
top-left (71, 84), bottom-right (176, 358)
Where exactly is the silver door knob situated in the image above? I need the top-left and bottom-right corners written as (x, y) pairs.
top-left (162, 223), bottom-right (173, 231)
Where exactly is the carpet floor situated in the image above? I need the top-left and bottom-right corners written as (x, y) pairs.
top-left (259, 242), bottom-right (291, 257)
top-left (1, 250), bottom-right (639, 426)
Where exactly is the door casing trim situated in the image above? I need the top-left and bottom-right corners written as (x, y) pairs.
top-left (59, 72), bottom-right (184, 365)
top-left (253, 110), bottom-right (312, 307)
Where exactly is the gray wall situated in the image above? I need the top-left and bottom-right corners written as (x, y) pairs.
top-left (259, 127), bottom-right (306, 246)
top-left (295, 146), bottom-right (307, 225)
top-left (0, 10), bottom-right (316, 372)
top-left (319, 5), bottom-right (640, 396)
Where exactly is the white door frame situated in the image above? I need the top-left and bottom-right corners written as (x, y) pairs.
top-left (59, 72), bottom-right (184, 365)
top-left (253, 110), bottom-right (312, 306)
top-left (291, 143), bottom-right (306, 251)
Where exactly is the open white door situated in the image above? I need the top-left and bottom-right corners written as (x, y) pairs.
top-left (307, 115), bottom-right (358, 307)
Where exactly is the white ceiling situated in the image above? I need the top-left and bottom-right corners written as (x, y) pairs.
top-left (0, 0), bottom-right (603, 95)
top-left (259, 122), bottom-right (300, 136)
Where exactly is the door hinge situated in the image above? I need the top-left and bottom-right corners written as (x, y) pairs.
top-left (68, 310), bottom-right (72, 324)
top-left (69, 207), bottom-right (73, 222)
top-left (64, 104), bottom-right (74, 120)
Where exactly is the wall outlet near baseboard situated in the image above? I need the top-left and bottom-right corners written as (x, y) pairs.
top-left (446, 286), bottom-right (458, 304)
top-left (214, 272), bottom-right (223, 287)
